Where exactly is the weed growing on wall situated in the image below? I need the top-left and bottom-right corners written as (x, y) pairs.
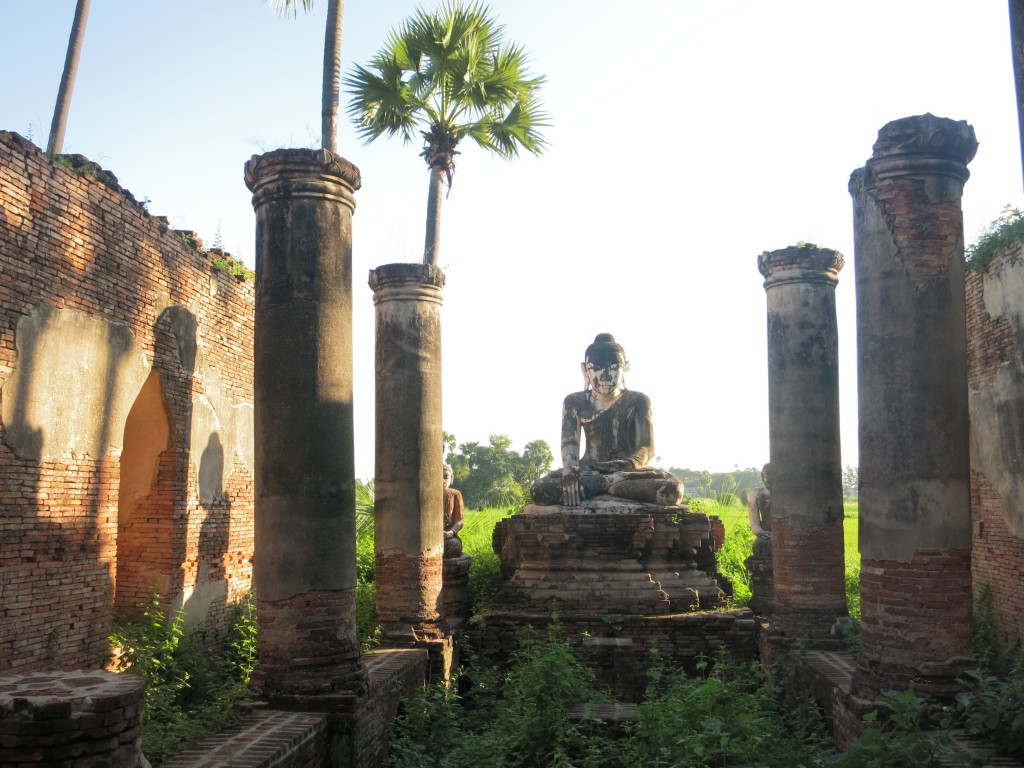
top-left (209, 254), bottom-right (254, 280)
top-left (109, 594), bottom-right (257, 766)
top-left (965, 205), bottom-right (1024, 274)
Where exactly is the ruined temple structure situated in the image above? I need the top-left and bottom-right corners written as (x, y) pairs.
top-left (6, 100), bottom-right (1024, 765)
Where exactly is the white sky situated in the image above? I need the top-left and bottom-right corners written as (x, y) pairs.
top-left (3, 1), bottom-right (1022, 480)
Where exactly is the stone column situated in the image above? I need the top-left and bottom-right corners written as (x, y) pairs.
top-left (850, 114), bottom-right (977, 698)
top-left (369, 263), bottom-right (451, 675)
top-left (244, 149), bottom-right (364, 702)
top-left (758, 244), bottom-right (848, 638)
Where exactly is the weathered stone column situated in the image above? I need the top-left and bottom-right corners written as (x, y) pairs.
top-left (850, 114), bottom-right (977, 698)
top-left (758, 245), bottom-right (848, 638)
top-left (245, 149), bottom-right (364, 702)
top-left (369, 263), bottom-right (451, 675)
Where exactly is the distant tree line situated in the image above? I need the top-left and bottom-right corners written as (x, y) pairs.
top-left (669, 467), bottom-right (763, 506)
top-left (668, 465), bottom-right (859, 503)
top-left (445, 433), bottom-right (553, 509)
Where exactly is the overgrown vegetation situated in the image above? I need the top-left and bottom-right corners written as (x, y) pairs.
top-left (960, 653), bottom-right (1024, 761)
top-left (831, 689), bottom-right (953, 768)
top-left (965, 205), bottom-right (1024, 274)
top-left (387, 638), bottom-right (833, 767)
top-left (355, 478), bottom-right (380, 649)
top-left (109, 594), bottom-right (257, 766)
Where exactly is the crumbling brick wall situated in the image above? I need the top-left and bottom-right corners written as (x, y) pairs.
top-left (0, 131), bottom-right (255, 674)
top-left (966, 239), bottom-right (1024, 652)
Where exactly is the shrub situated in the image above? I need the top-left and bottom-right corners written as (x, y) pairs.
top-left (623, 649), bottom-right (831, 767)
top-left (830, 689), bottom-right (959, 768)
top-left (386, 629), bottom-right (615, 768)
top-left (109, 594), bottom-right (257, 766)
top-left (959, 652), bottom-right (1024, 760)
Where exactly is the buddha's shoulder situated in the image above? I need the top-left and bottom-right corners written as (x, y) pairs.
top-left (620, 390), bottom-right (651, 407)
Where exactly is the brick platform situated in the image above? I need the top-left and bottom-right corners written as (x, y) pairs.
top-left (0, 670), bottom-right (144, 768)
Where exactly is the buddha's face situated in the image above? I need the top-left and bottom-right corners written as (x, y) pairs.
top-left (583, 349), bottom-right (627, 396)
top-left (443, 466), bottom-right (453, 489)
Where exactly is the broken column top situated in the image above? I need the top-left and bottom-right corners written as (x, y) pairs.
top-left (758, 243), bottom-right (844, 287)
top-left (872, 113), bottom-right (978, 164)
top-left (854, 114), bottom-right (978, 190)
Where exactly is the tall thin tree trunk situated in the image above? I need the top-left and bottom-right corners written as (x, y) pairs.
top-left (1011, 0), bottom-right (1024, 189)
top-left (321, 0), bottom-right (344, 153)
top-left (47, 0), bottom-right (91, 154)
top-left (423, 166), bottom-right (445, 266)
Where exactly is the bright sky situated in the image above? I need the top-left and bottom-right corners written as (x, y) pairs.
top-left (3, 1), bottom-right (1022, 481)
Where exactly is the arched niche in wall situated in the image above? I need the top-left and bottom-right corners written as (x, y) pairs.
top-left (115, 369), bottom-right (172, 615)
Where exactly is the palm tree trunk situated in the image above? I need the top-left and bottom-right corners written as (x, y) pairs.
top-left (321, 0), bottom-right (344, 153)
top-left (423, 166), bottom-right (445, 266)
top-left (47, 0), bottom-right (91, 154)
top-left (1012, 0), bottom-right (1024, 189)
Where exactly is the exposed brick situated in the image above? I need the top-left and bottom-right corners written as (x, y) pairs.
top-left (0, 131), bottom-right (255, 674)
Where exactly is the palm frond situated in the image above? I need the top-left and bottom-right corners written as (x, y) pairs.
top-left (266, 0), bottom-right (316, 18)
top-left (465, 96), bottom-right (549, 159)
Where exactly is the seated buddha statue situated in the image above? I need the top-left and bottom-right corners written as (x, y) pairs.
top-left (530, 333), bottom-right (684, 507)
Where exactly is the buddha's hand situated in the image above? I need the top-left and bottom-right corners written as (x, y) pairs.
top-left (588, 459), bottom-right (630, 472)
top-left (561, 471), bottom-right (583, 507)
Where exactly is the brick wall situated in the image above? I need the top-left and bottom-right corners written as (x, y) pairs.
top-left (0, 131), bottom-right (255, 673)
top-left (966, 241), bottom-right (1024, 651)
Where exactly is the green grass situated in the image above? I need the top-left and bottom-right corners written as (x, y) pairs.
top-left (694, 497), bottom-right (861, 618)
top-left (461, 505), bottom-right (518, 610)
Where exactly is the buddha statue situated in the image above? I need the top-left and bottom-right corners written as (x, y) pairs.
top-left (530, 333), bottom-right (684, 507)
top-left (747, 463), bottom-right (772, 559)
top-left (442, 463), bottom-right (465, 557)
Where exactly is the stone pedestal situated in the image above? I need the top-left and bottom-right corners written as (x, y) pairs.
top-left (245, 148), bottom-right (364, 700)
top-left (369, 264), bottom-right (452, 676)
top-left (494, 499), bottom-right (726, 614)
top-left (442, 554), bottom-right (473, 632)
top-left (758, 244), bottom-right (848, 638)
top-left (850, 114), bottom-right (977, 698)
top-left (744, 537), bottom-right (775, 616)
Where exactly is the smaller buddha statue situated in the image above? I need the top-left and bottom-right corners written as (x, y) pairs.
top-left (747, 463), bottom-right (772, 558)
top-left (530, 333), bottom-right (684, 507)
top-left (443, 463), bottom-right (465, 558)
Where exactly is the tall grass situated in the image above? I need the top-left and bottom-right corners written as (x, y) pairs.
top-left (694, 497), bottom-right (861, 618)
top-left (460, 506), bottom-right (518, 610)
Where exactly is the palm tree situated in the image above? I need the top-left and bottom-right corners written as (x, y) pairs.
top-left (47, 0), bottom-right (92, 154)
top-left (344, 1), bottom-right (548, 266)
top-left (269, 0), bottom-right (344, 153)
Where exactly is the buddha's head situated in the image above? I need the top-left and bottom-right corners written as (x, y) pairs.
top-left (443, 463), bottom-right (454, 489)
top-left (761, 463), bottom-right (772, 488)
top-left (582, 333), bottom-right (629, 396)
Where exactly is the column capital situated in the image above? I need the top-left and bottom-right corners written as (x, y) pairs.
top-left (865, 113), bottom-right (978, 186)
top-left (369, 262), bottom-right (446, 305)
top-left (758, 244), bottom-right (844, 289)
top-left (245, 148), bottom-right (361, 210)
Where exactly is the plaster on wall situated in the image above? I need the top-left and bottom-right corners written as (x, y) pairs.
top-left (1, 304), bottom-right (150, 462)
top-left (969, 258), bottom-right (1024, 538)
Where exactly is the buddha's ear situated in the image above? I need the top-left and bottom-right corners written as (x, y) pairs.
top-left (623, 360), bottom-right (631, 374)
top-left (580, 361), bottom-right (590, 390)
